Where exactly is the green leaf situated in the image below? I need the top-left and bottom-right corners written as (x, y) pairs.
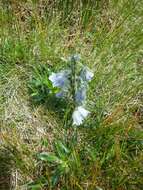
top-left (27, 183), bottom-right (42, 190)
top-left (51, 170), bottom-right (61, 187)
top-left (31, 92), bottom-right (38, 97)
top-left (55, 141), bottom-right (70, 157)
top-left (38, 152), bottom-right (61, 163)
top-left (43, 79), bottom-right (50, 87)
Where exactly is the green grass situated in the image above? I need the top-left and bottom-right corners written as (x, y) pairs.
top-left (0, 0), bottom-right (143, 190)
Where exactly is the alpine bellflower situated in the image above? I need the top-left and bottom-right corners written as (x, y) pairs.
top-left (75, 86), bottom-right (87, 105)
top-left (80, 67), bottom-right (94, 81)
top-left (49, 71), bottom-right (70, 88)
top-left (48, 55), bottom-right (94, 126)
top-left (49, 70), bottom-right (70, 98)
top-left (72, 106), bottom-right (90, 126)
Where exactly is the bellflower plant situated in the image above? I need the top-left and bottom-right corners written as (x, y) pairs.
top-left (49, 54), bottom-right (94, 126)
top-left (80, 67), bottom-right (94, 81)
top-left (75, 86), bottom-right (87, 105)
top-left (49, 70), bottom-right (70, 98)
top-left (72, 106), bottom-right (90, 126)
top-left (49, 70), bottom-right (70, 88)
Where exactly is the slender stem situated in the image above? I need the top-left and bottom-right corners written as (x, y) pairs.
top-left (63, 57), bottom-right (76, 128)
top-left (64, 57), bottom-right (78, 144)
top-left (71, 58), bottom-right (77, 107)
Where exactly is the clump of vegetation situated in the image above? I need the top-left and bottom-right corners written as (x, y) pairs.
top-left (0, 0), bottom-right (143, 190)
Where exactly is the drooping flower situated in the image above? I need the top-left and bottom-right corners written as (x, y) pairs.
top-left (49, 71), bottom-right (70, 88)
top-left (75, 86), bottom-right (86, 104)
top-left (85, 69), bottom-right (94, 81)
top-left (72, 106), bottom-right (90, 126)
top-left (80, 67), bottom-right (94, 82)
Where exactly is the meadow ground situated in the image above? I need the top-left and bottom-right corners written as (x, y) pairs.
top-left (0, 1), bottom-right (143, 190)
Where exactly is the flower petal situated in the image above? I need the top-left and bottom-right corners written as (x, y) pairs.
top-left (85, 69), bottom-right (94, 81)
top-left (49, 71), bottom-right (70, 88)
top-left (72, 109), bottom-right (83, 126)
top-left (78, 106), bottom-right (90, 117)
top-left (80, 67), bottom-right (94, 82)
top-left (72, 106), bottom-right (90, 126)
top-left (75, 87), bottom-right (86, 104)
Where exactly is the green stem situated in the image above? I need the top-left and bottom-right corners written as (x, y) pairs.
top-left (71, 58), bottom-right (77, 107)
top-left (64, 57), bottom-right (78, 144)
